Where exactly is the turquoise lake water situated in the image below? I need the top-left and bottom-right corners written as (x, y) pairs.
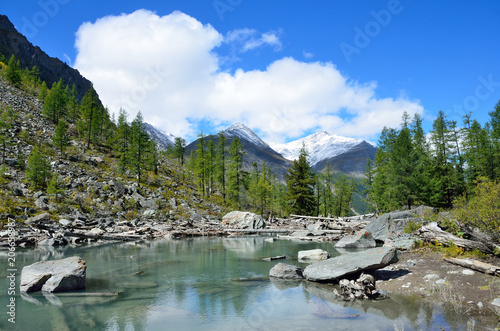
top-left (0, 237), bottom-right (485, 330)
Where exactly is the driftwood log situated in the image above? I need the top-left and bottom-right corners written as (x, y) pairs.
top-left (444, 257), bottom-right (500, 276)
top-left (419, 222), bottom-right (492, 254)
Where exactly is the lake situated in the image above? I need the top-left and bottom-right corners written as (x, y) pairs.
top-left (0, 236), bottom-right (479, 330)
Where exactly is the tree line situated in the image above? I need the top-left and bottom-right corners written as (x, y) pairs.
top-left (173, 133), bottom-right (357, 218)
top-left (365, 104), bottom-right (500, 213)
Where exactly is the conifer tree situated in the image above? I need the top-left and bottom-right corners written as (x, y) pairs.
top-left (195, 132), bottom-right (207, 195)
top-left (227, 137), bottom-right (245, 209)
top-left (47, 173), bottom-right (64, 202)
top-left (285, 146), bottom-right (316, 215)
top-left (26, 147), bottom-right (51, 190)
top-left (130, 111), bottom-right (152, 185)
top-left (215, 132), bottom-right (227, 200)
top-left (39, 81), bottom-right (48, 102)
top-left (173, 137), bottom-right (186, 165)
top-left (6, 55), bottom-right (21, 86)
top-left (52, 120), bottom-right (70, 155)
top-left (79, 85), bottom-right (100, 149)
top-left (207, 136), bottom-right (216, 194)
top-left (115, 108), bottom-right (131, 173)
top-left (43, 79), bottom-right (67, 124)
top-left (333, 174), bottom-right (355, 217)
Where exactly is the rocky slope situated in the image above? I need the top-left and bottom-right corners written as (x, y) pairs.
top-left (0, 76), bottom-right (226, 246)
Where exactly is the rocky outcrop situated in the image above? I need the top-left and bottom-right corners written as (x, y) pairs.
top-left (269, 263), bottom-right (304, 279)
top-left (303, 247), bottom-right (399, 282)
top-left (364, 211), bottom-right (418, 242)
top-left (298, 249), bottom-right (330, 262)
top-left (20, 256), bottom-right (86, 292)
top-left (0, 15), bottom-right (92, 101)
top-left (222, 211), bottom-right (266, 229)
top-left (334, 231), bottom-right (376, 249)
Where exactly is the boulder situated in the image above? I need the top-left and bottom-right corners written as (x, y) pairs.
top-left (333, 273), bottom-right (384, 300)
top-left (303, 247), bottom-right (398, 282)
top-left (222, 211), bottom-right (266, 229)
top-left (364, 211), bottom-right (417, 242)
top-left (26, 212), bottom-right (51, 225)
top-left (384, 233), bottom-right (419, 250)
top-left (298, 249), bottom-right (330, 262)
top-left (34, 196), bottom-right (49, 210)
top-left (269, 263), bottom-right (304, 279)
top-left (335, 231), bottom-right (376, 249)
top-left (20, 256), bottom-right (87, 293)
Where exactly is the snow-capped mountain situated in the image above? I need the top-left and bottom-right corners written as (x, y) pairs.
top-left (143, 122), bottom-right (176, 150)
top-left (223, 123), bottom-right (270, 150)
top-left (270, 131), bottom-right (363, 167)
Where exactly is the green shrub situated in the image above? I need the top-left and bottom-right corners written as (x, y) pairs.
top-left (404, 220), bottom-right (422, 233)
top-left (452, 177), bottom-right (500, 237)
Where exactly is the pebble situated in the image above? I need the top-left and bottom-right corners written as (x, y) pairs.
top-left (477, 302), bottom-right (484, 308)
top-left (423, 274), bottom-right (440, 280)
top-left (402, 282), bottom-right (411, 288)
top-left (462, 269), bottom-right (475, 275)
top-left (435, 279), bottom-right (447, 285)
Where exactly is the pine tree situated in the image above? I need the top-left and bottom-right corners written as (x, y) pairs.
top-left (26, 147), bottom-right (51, 190)
top-left (429, 111), bottom-right (461, 208)
top-left (6, 55), bottom-right (21, 86)
top-left (129, 111), bottom-right (152, 186)
top-left (227, 137), bottom-right (245, 209)
top-left (173, 137), bottom-right (186, 165)
top-left (47, 173), bottom-right (64, 202)
top-left (52, 120), bottom-right (70, 155)
top-left (39, 81), bottom-right (48, 102)
top-left (285, 145), bottom-right (316, 215)
top-left (215, 132), bottom-right (227, 200)
top-left (370, 127), bottom-right (397, 212)
top-left (43, 79), bottom-right (68, 124)
top-left (255, 163), bottom-right (272, 216)
top-left (115, 108), bottom-right (131, 173)
top-left (333, 174), bottom-right (355, 217)
top-left (207, 136), bottom-right (216, 194)
top-left (195, 132), bottom-right (207, 195)
top-left (30, 66), bottom-right (40, 87)
top-left (78, 85), bottom-right (101, 149)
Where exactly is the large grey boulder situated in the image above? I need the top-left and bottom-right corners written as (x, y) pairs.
top-left (222, 211), bottom-right (266, 229)
top-left (364, 211), bottom-right (416, 242)
top-left (298, 249), bottom-right (330, 262)
top-left (20, 256), bottom-right (86, 293)
top-left (303, 247), bottom-right (398, 282)
top-left (335, 231), bottom-right (376, 249)
top-left (269, 263), bottom-right (304, 279)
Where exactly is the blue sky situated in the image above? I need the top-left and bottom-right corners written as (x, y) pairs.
top-left (2, 1), bottom-right (500, 143)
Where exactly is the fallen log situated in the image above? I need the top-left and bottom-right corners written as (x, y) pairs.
top-left (34, 224), bottom-right (145, 241)
top-left (444, 257), bottom-right (500, 276)
top-left (419, 222), bottom-right (492, 254)
top-left (290, 214), bottom-right (340, 221)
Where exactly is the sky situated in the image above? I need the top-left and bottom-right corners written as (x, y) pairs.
top-left (2, 1), bottom-right (500, 144)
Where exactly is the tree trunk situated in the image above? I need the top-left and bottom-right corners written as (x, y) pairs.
top-left (419, 222), bottom-right (492, 254)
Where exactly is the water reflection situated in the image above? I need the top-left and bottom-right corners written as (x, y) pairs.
top-left (0, 237), bottom-right (492, 330)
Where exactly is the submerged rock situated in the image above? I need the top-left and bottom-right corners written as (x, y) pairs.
top-left (269, 263), bottom-right (304, 279)
top-left (298, 249), bottom-right (330, 262)
top-left (303, 247), bottom-right (398, 282)
top-left (20, 256), bottom-right (87, 293)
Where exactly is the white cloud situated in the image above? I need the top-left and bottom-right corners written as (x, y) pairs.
top-left (74, 10), bottom-right (424, 142)
top-left (225, 28), bottom-right (282, 53)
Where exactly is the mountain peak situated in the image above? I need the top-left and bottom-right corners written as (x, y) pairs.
top-left (270, 131), bottom-right (364, 166)
top-left (223, 123), bottom-right (270, 149)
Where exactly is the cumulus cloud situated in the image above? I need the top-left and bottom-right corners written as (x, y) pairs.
top-left (74, 10), bottom-right (423, 142)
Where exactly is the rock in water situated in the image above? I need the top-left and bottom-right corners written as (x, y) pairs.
top-left (20, 256), bottom-right (86, 292)
top-left (335, 231), bottom-right (376, 248)
top-left (298, 249), bottom-right (330, 262)
top-left (269, 263), bottom-right (304, 279)
top-left (303, 247), bottom-right (398, 282)
top-left (222, 211), bottom-right (266, 229)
